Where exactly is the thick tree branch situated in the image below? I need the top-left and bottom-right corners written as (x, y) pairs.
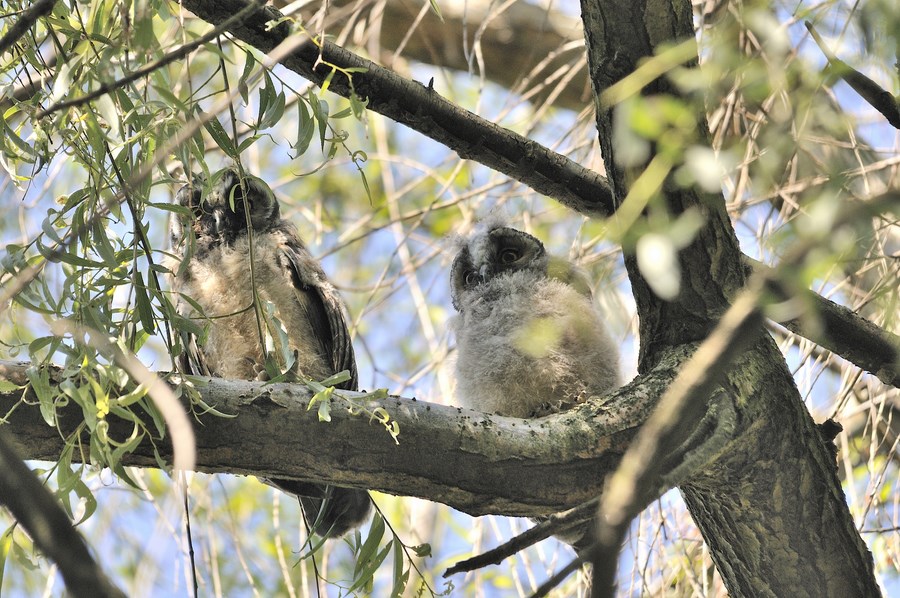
top-left (0, 427), bottom-right (125, 598)
top-left (176, 0), bottom-right (898, 389)
top-left (278, 0), bottom-right (591, 112)
top-left (0, 352), bottom-right (689, 516)
top-left (746, 256), bottom-right (900, 388)
top-left (179, 0), bottom-right (615, 218)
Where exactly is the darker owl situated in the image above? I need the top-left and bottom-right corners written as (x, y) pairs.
top-left (169, 168), bottom-right (371, 538)
top-left (450, 219), bottom-right (621, 549)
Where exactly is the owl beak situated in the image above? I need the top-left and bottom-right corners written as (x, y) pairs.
top-left (211, 206), bottom-right (226, 237)
top-left (479, 264), bottom-right (491, 281)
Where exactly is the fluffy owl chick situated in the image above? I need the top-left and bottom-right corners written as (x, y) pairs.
top-left (450, 222), bottom-right (620, 418)
top-left (169, 168), bottom-right (371, 538)
top-left (451, 222), bottom-right (621, 551)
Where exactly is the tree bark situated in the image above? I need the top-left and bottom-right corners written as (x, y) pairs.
top-left (0, 353), bottom-right (685, 516)
top-left (579, 0), bottom-right (879, 595)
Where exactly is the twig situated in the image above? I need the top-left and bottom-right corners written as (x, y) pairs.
top-left (443, 499), bottom-right (598, 577)
top-left (35, 0), bottom-right (266, 118)
top-left (47, 320), bottom-right (196, 472)
top-left (531, 551), bottom-right (589, 598)
top-left (0, 0), bottom-right (56, 56)
top-left (805, 21), bottom-right (900, 129)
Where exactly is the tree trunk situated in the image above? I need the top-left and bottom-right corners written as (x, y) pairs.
top-left (579, 0), bottom-right (879, 595)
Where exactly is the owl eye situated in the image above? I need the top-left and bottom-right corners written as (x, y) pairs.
top-left (499, 248), bottom-right (520, 264)
top-left (464, 271), bottom-right (480, 286)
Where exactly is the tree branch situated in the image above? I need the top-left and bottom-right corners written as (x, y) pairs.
top-left (443, 498), bottom-right (598, 577)
top-left (0, 0), bottom-right (56, 56)
top-left (805, 21), bottom-right (900, 130)
top-left (0, 427), bottom-right (125, 598)
top-left (745, 256), bottom-right (900, 388)
top-left (178, 0), bottom-right (615, 218)
top-left (0, 354), bottom-right (689, 516)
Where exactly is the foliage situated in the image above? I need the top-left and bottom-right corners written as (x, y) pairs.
top-left (0, 0), bottom-right (897, 596)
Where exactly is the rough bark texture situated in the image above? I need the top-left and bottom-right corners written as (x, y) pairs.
top-left (0, 353), bottom-right (686, 516)
top-left (579, 0), bottom-right (879, 595)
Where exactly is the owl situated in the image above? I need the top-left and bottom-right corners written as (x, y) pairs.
top-left (450, 220), bottom-right (621, 418)
top-left (450, 220), bottom-right (621, 551)
top-left (168, 168), bottom-right (371, 538)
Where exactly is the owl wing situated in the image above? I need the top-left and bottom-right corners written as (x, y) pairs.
top-left (176, 331), bottom-right (213, 377)
top-left (279, 234), bottom-right (358, 392)
top-left (274, 234), bottom-right (371, 537)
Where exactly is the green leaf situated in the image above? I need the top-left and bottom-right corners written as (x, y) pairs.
top-left (261, 300), bottom-right (295, 377)
top-left (50, 62), bottom-right (74, 104)
top-left (355, 513), bottom-right (386, 578)
top-left (41, 212), bottom-right (63, 243)
top-left (109, 423), bottom-right (144, 468)
top-left (308, 384), bottom-right (334, 422)
top-left (319, 370), bottom-right (351, 387)
top-left (237, 134), bottom-right (261, 153)
top-left (349, 92), bottom-right (369, 119)
top-left (257, 71), bottom-right (273, 125)
top-left (25, 365), bottom-right (56, 426)
top-left (116, 381), bottom-right (150, 407)
top-left (133, 270), bottom-right (157, 334)
top-left (332, 106), bottom-right (353, 119)
top-left (309, 91), bottom-right (330, 152)
top-left (72, 477), bottom-right (97, 525)
top-left (94, 93), bottom-right (121, 140)
top-left (239, 49), bottom-right (257, 103)
top-left (428, 0), bottom-right (444, 21)
top-left (0, 116), bottom-right (36, 160)
top-left (201, 112), bottom-right (235, 156)
top-left (317, 393), bottom-right (332, 422)
top-left (349, 539), bottom-right (392, 593)
top-left (148, 202), bottom-right (191, 215)
top-left (320, 68), bottom-right (335, 95)
top-left (0, 380), bottom-right (23, 393)
top-left (390, 537), bottom-right (408, 598)
top-left (293, 99), bottom-right (315, 157)
top-left (0, 525), bottom-right (14, 589)
top-left (258, 89), bottom-right (286, 129)
top-left (91, 219), bottom-right (119, 269)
